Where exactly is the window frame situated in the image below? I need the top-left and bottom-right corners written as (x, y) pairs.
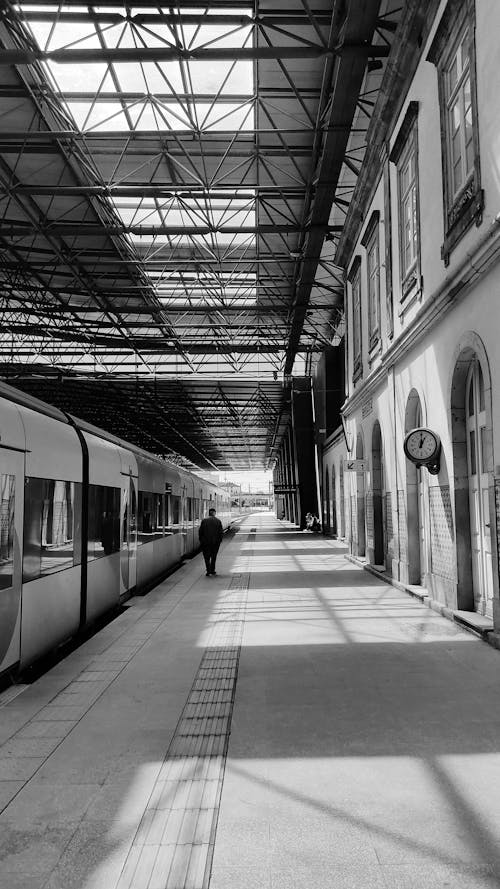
top-left (427, 0), bottom-right (483, 265)
top-left (347, 255), bottom-right (362, 384)
top-left (361, 210), bottom-right (381, 352)
top-left (389, 102), bottom-right (422, 308)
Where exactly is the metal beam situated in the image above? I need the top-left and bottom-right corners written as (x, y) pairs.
top-left (10, 185), bottom-right (307, 198)
top-left (0, 341), bottom-right (321, 354)
top-left (21, 11), bottom-right (332, 26)
top-left (0, 45), bottom-right (389, 65)
top-left (284, 2), bottom-right (384, 374)
top-left (0, 223), bottom-right (342, 236)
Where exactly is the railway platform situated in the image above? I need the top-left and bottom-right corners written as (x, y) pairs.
top-left (1, 513), bottom-right (500, 889)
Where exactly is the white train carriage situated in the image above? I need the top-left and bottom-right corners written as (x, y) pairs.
top-left (0, 382), bottom-right (232, 680)
top-left (0, 386), bottom-right (83, 674)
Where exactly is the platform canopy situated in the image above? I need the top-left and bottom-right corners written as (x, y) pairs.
top-left (0, 1), bottom-right (400, 470)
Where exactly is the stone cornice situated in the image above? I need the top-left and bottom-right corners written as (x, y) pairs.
top-left (323, 424), bottom-right (344, 453)
top-left (342, 221), bottom-right (500, 418)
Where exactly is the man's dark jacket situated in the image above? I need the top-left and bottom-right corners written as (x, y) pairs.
top-left (199, 515), bottom-right (223, 548)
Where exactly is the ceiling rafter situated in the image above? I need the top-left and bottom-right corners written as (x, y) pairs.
top-left (0, 0), bottom-right (402, 469)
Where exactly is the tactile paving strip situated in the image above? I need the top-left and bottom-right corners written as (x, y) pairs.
top-left (117, 572), bottom-right (250, 889)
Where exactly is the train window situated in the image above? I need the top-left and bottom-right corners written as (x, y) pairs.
top-left (0, 474), bottom-right (15, 590)
top-left (163, 493), bottom-right (173, 536)
top-left (23, 478), bottom-right (81, 581)
top-left (87, 485), bottom-right (120, 560)
top-left (137, 490), bottom-right (164, 544)
top-left (155, 493), bottom-right (164, 537)
top-left (171, 495), bottom-right (181, 533)
top-left (137, 490), bottom-right (151, 544)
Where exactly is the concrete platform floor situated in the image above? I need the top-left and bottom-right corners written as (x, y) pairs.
top-left (1, 514), bottom-right (500, 889)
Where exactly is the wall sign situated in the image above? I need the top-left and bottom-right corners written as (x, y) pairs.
top-left (344, 458), bottom-right (368, 472)
top-left (403, 427), bottom-right (441, 474)
top-left (361, 398), bottom-right (373, 418)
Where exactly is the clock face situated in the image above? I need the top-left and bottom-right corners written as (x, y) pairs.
top-left (404, 428), bottom-right (439, 463)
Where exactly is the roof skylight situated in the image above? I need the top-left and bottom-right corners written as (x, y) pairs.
top-left (23, 4), bottom-right (254, 133)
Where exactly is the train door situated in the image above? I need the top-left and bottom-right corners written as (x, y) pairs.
top-left (120, 474), bottom-right (138, 595)
top-left (181, 485), bottom-right (187, 556)
top-left (0, 450), bottom-right (24, 676)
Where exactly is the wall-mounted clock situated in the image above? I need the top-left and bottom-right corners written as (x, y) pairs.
top-left (403, 427), bottom-right (441, 474)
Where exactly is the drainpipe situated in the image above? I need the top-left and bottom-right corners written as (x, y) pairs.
top-left (389, 364), bottom-right (400, 580)
top-left (310, 377), bottom-right (323, 522)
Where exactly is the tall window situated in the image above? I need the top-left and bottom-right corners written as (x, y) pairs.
top-left (447, 34), bottom-right (473, 199)
top-left (389, 102), bottom-right (421, 305)
top-left (399, 144), bottom-right (417, 281)
top-left (348, 257), bottom-right (362, 384)
top-left (428, 0), bottom-right (482, 264)
top-left (361, 211), bottom-right (381, 349)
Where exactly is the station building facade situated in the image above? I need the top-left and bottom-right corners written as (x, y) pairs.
top-left (321, 0), bottom-right (500, 634)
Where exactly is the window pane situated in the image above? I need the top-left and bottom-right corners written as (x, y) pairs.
top-left (88, 485), bottom-right (120, 559)
top-left (478, 362), bottom-right (485, 411)
top-left (452, 156), bottom-right (462, 195)
top-left (480, 426), bottom-right (487, 474)
top-left (153, 493), bottom-right (163, 539)
top-left (138, 491), bottom-right (152, 544)
top-left (469, 430), bottom-right (476, 474)
top-left (163, 492), bottom-right (174, 535)
top-left (399, 141), bottom-right (418, 279)
top-left (449, 54), bottom-right (458, 92)
top-left (172, 495), bottom-right (181, 533)
top-left (463, 77), bottom-right (473, 174)
top-left (24, 478), bottom-right (80, 580)
top-left (367, 237), bottom-right (379, 337)
top-left (40, 480), bottom-right (76, 575)
top-left (352, 272), bottom-right (361, 356)
top-left (460, 34), bottom-right (469, 72)
top-left (468, 377), bottom-right (474, 416)
top-left (0, 475), bottom-right (15, 591)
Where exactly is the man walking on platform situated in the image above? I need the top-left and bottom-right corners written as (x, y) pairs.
top-left (199, 507), bottom-right (224, 576)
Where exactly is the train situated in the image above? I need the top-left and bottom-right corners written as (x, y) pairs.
top-left (0, 381), bottom-right (232, 679)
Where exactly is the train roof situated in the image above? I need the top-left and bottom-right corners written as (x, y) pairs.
top-left (0, 380), bottom-right (228, 493)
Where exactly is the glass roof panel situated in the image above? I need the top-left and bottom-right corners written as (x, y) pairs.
top-left (187, 60), bottom-right (253, 95)
top-left (48, 62), bottom-right (109, 93)
top-left (114, 61), bottom-right (184, 92)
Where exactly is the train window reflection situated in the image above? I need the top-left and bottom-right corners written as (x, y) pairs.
top-left (0, 474), bottom-right (15, 590)
top-left (88, 485), bottom-right (120, 559)
top-left (23, 478), bottom-right (80, 581)
top-left (172, 495), bottom-right (181, 533)
top-left (137, 490), bottom-right (164, 544)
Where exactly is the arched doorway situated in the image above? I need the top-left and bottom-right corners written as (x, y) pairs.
top-left (355, 433), bottom-right (366, 557)
top-left (371, 421), bottom-right (385, 566)
top-left (451, 339), bottom-right (494, 616)
top-left (404, 390), bottom-right (428, 585)
top-left (331, 464), bottom-right (337, 537)
top-left (324, 466), bottom-right (331, 533)
top-left (466, 362), bottom-right (494, 615)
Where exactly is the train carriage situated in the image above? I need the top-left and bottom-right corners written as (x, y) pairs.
top-left (0, 382), bottom-right (232, 680)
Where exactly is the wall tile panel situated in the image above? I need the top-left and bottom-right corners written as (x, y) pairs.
top-left (429, 485), bottom-right (455, 580)
top-left (397, 489), bottom-right (407, 563)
